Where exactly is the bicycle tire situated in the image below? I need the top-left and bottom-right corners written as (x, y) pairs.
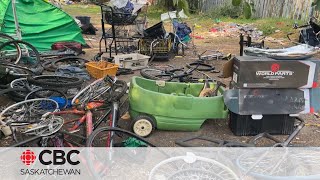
top-left (27, 75), bottom-right (83, 87)
top-left (25, 88), bottom-right (68, 109)
top-left (140, 68), bottom-right (173, 81)
top-left (71, 78), bottom-right (112, 106)
top-left (42, 60), bottom-right (55, 72)
top-left (51, 56), bottom-right (88, 69)
top-left (86, 127), bottom-right (156, 180)
top-left (0, 40), bottom-right (41, 67)
top-left (10, 78), bottom-right (40, 100)
top-left (86, 126), bottom-right (156, 147)
top-left (0, 87), bottom-right (28, 96)
top-left (0, 33), bottom-right (22, 64)
top-left (0, 63), bottom-right (34, 76)
top-left (186, 62), bottom-right (215, 71)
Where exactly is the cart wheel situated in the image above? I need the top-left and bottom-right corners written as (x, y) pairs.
top-left (131, 115), bottom-right (156, 137)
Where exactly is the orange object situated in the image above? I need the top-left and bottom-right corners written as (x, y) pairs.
top-left (86, 61), bottom-right (119, 79)
top-left (86, 101), bottom-right (104, 110)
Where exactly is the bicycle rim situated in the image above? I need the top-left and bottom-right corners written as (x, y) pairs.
top-left (0, 34), bottom-right (22, 64)
top-left (140, 68), bottom-right (172, 81)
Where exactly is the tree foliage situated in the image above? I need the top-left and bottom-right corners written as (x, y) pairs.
top-left (312, 0), bottom-right (320, 11)
top-left (232, 0), bottom-right (255, 19)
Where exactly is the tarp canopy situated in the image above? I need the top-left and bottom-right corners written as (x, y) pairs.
top-left (0, 0), bottom-right (85, 51)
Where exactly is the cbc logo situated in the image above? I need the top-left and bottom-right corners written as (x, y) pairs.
top-left (20, 150), bottom-right (36, 166)
top-left (21, 150), bottom-right (80, 166)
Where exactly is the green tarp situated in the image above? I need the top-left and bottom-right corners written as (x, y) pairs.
top-left (0, 0), bottom-right (85, 51)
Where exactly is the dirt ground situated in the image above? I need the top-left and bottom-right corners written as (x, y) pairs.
top-left (2, 6), bottom-right (320, 147)
top-left (72, 14), bottom-right (320, 147)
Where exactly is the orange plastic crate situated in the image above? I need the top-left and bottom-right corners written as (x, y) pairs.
top-left (85, 61), bottom-right (119, 79)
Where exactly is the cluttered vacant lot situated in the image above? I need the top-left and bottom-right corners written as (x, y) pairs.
top-left (1, 0), bottom-right (320, 148)
top-left (59, 3), bottom-right (320, 147)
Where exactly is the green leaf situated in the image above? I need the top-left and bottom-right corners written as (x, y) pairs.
top-left (244, 2), bottom-right (252, 19)
top-left (173, 0), bottom-right (179, 6)
top-left (232, 0), bottom-right (242, 6)
top-left (177, 0), bottom-right (190, 15)
top-left (312, 0), bottom-right (317, 6)
top-left (314, 0), bottom-right (320, 11)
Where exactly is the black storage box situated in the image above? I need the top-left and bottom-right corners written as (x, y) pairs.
top-left (143, 22), bottom-right (166, 38)
top-left (229, 112), bottom-right (296, 136)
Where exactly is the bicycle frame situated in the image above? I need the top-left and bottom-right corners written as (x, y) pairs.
top-left (51, 103), bottom-right (110, 144)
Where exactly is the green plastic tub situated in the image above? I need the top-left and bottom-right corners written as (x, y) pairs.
top-left (129, 76), bottom-right (228, 136)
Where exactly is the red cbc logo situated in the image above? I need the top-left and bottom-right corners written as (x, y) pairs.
top-left (20, 150), bottom-right (36, 166)
top-left (271, 63), bottom-right (280, 72)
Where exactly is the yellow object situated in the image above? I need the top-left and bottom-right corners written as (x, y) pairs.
top-left (305, 123), bottom-right (320, 127)
top-left (85, 61), bottom-right (119, 79)
top-left (194, 24), bottom-right (202, 28)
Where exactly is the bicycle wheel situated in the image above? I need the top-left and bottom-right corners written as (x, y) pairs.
top-left (0, 40), bottom-right (40, 68)
top-left (86, 127), bottom-right (155, 180)
top-left (51, 56), bottom-right (88, 69)
top-left (22, 114), bottom-right (64, 137)
top-left (10, 114), bottom-right (64, 145)
top-left (71, 78), bottom-right (112, 106)
top-left (0, 33), bottom-right (22, 64)
top-left (0, 98), bottom-right (59, 125)
top-left (0, 63), bottom-right (34, 77)
top-left (149, 153), bottom-right (239, 180)
top-left (186, 62), bottom-right (215, 71)
top-left (25, 88), bottom-right (68, 109)
top-left (140, 68), bottom-right (173, 81)
top-left (236, 148), bottom-right (320, 179)
top-left (87, 126), bottom-right (156, 147)
top-left (27, 75), bottom-right (83, 87)
top-left (9, 78), bottom-right (40, 101)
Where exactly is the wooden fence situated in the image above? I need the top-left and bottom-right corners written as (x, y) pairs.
top-left (155, 0), bottom-right (314, 20)
top-left (253, 0), bottom-right (313, 20)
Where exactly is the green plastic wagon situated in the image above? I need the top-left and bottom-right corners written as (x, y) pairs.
top-left (129, 76), bottom-right (228, 137)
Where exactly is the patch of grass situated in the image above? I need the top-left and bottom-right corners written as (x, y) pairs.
top-left (254, 18), bottom-right (302, 36)
top-left (62, 4), bottom-right (304, 38)
top-left (62, 4), bottom-right (100, 16)
top-left (186, 16), bottom-right (303, 38)
top-left (146, 5), bottom-right (168, 24)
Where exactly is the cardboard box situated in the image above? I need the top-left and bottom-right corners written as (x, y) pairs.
top-left (232, 56), bottom-right (317, 88)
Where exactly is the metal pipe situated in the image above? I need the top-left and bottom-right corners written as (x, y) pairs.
top-left (11, 0), bottom-right (22, 40)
